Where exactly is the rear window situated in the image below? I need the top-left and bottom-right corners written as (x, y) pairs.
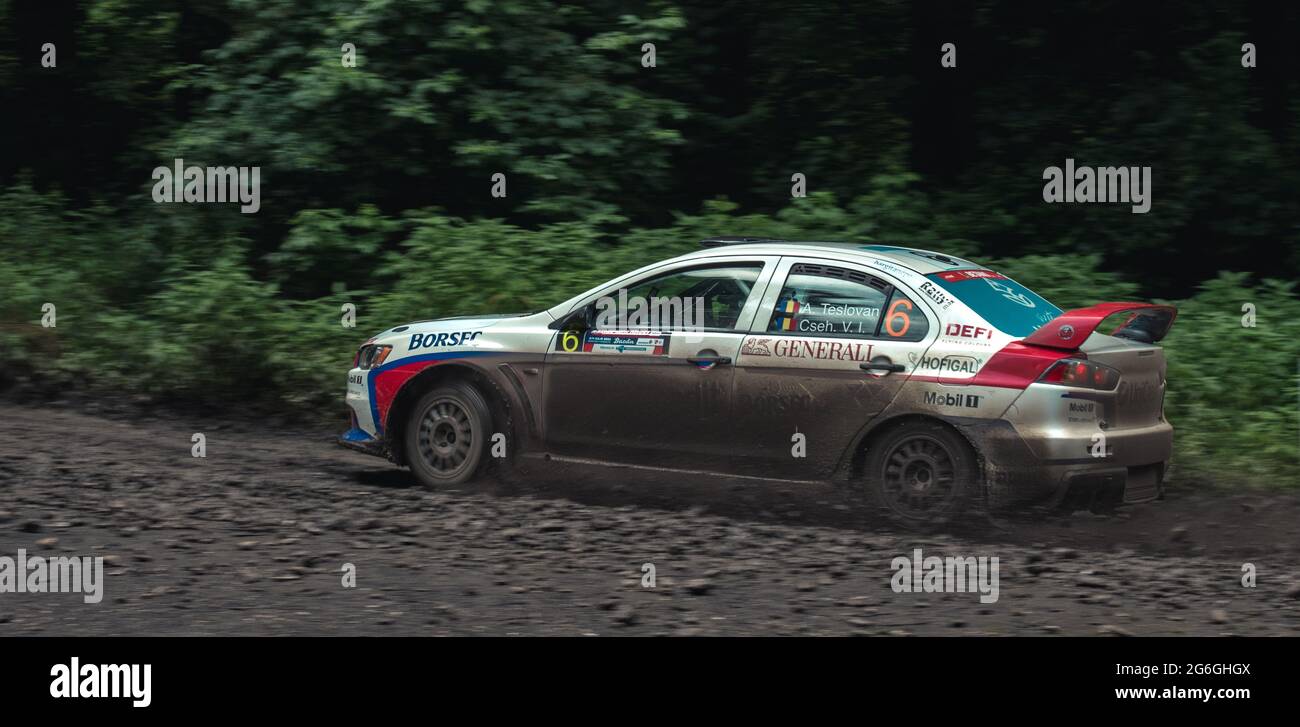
top-left (926, 270), bottom-right (1061, 337)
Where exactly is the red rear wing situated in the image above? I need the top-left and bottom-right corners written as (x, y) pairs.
top-left (1022, 302), bottom-right (1177, 351)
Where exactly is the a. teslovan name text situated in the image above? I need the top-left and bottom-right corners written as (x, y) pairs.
top-left (152, 158), bottom-right (260, 213)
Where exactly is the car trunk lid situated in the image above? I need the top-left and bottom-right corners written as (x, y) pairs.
top-left (1078, 334), bottom-right (1167, 428)
top-left (1021, 302), bottom-right (1175, 429)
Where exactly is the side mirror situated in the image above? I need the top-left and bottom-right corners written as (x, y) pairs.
top-left (548, 303), bottom-right (594, 331)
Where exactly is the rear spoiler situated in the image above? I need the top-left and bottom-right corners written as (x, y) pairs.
top-left (1022, 302), bottom-right (1177, 351)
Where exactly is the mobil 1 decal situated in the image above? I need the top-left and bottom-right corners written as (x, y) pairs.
top-left (555, 329), bottom-right (669, 355)
top-left (923, 389), bottom-right (984, 410)
top-left (916, 384), bottom-right (1018, 416)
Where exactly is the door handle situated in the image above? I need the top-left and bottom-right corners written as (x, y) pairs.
top-left (860, 361), bottom-right (905, 373)
top-left (687, 355), bottom-right (732, 366)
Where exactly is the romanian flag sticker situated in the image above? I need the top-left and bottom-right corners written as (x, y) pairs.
top-left (774, 298), bottom-right (800, 330)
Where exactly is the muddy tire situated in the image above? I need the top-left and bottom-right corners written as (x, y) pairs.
top-left (861, 420), bottom-right (980, 526)
top-left (404, 382), bottom-right (492, 489)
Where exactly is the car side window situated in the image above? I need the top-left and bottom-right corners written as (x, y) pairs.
top-left (880, 287), bottom-right (929, 342)
top-left (765, 263), bottom-right (928, 341)
top-left (596, 263), bottom-right (763, 331)
top-left (766, 263), bottom-right (888, 337)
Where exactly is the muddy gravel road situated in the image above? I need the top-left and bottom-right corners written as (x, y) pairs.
top-left (1, 400), bottom-right (1297, 636)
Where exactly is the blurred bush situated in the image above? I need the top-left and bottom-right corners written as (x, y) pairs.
top-left (1159, 274), bottom-right (1300, 482)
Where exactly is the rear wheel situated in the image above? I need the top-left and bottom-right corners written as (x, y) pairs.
top-left (862, 421), bottom-right (979, 526)
top-left (404, 382), bottom-right (492, 488)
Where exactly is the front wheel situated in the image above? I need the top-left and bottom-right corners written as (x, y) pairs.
top-left (404, 382), bottom-right (492, 488)
top-left (861, 421), bottom-right (979, 526)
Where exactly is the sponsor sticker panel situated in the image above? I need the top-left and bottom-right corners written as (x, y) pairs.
top-left (555, 329), bottom-right (671, 356)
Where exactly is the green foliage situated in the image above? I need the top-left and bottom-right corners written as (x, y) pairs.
top-left (159, 0), bottom-right (689, 225)
top-left (373, 213), bottom-right (611, 320)
top-left (1160, 274), bottom-right (1300, 483)
top-left (268, 205), bottom-right (400, 297)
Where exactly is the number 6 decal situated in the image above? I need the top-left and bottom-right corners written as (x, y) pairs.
top-left (885, 299), bottom-right (912, 337)
top-left (561, 330), bottom-right (581, 352)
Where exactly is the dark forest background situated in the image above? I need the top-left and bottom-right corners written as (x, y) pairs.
top-left (0, 0), bottom-right (1297, 481)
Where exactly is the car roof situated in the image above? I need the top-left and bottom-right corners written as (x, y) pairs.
top-left (547, 239), bottom-right (987, 319)
top-left (680, 239), bottom-right (982, 275)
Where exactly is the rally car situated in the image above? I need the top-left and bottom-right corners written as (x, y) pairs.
top-left (340, 238), bottom-right (1176, 523)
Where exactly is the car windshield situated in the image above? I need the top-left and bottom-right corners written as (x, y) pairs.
top-left (926, 270), bottom-right (1061, 337)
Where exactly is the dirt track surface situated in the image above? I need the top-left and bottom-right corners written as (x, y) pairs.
top-left (1, 400), bottom-right (1298, 636)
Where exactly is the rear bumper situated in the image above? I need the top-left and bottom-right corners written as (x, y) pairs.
top-left (956, 419), bottom-right (1171, 509)
top-left (1012, 419), bottom-right (1173, 465)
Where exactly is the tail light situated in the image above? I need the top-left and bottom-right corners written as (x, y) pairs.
top-left (965, 344), bottom-right (1123, 391)
top-left (1038, 358), bottom-right (1120, 390)
top-left (969, 342), bottom-right (1073, 389)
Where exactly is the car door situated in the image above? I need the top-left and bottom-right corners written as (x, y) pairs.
top-left (729, 257), bottom-right (939, 478)
top-left (543, 257), bottom-right (778, 467)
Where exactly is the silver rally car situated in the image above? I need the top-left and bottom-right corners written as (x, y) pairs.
top-left (340, 238), bottom-right (1177, 523)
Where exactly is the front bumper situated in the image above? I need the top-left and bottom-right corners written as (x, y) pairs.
top-left (337, 426), bottom-right (387, 459)
top-left (346, 367), bottom-right (379, 434)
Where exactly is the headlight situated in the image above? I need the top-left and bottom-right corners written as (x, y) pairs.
top-left (356, 344), bottom-right (392, 370)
